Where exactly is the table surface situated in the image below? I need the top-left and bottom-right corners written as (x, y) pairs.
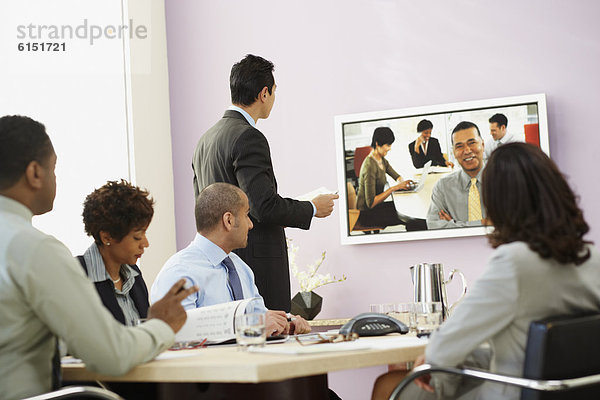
top-left (392, 171), bottom-right (449, 219)
top-left (62, 335), bottom-right (426, 384)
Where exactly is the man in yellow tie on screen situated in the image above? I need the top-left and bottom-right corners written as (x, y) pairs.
top-left (426, 121), bottom-right (487, 229)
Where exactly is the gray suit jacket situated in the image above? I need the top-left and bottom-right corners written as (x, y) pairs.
top-left (192, 110), bottom-right (313, 311)
top-left (425, 242), bottom-right (600, 399)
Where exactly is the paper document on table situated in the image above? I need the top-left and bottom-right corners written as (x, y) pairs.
top-left (295, 187), bottom-right (337, 202)
top-left (175, 298), bottom-right (259, 344)
top-left (248, 340), bottom-right (372, 355)
top-left (430, 166), bottom-right (453, 174)
top-left (61, 356), bottom-right (83, 364)
top-left (155, 350), bottom-right (204, 361)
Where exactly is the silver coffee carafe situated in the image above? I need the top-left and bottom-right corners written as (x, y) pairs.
top-left (410, 263), bottom-right (467, 320)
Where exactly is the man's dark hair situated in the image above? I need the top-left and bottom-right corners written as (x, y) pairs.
top-left (451, 121), bottom-right (481, 144)
top-left (417, 119), bottom-right (433, 132)
top-left (489, 113), bottom-right (508, 128)
top-left (0, 115), bottom-right (54, 190)
top-left (482, 142), bottom-right (591, 265)
top-left (83, 180), bottom-right (154, 245)
top-left (370, 127), bottom-right (395, 148)
top-left (195, 183), bottom-right (245, 233)
top-left (230, 54), bottom-right (275, 106)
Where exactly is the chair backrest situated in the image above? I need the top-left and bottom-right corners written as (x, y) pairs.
top-left (353, 146), bottom-right (372, 177)
top-left (521, 314), bottom-right (600, 400)
top-left (524, 123), bottom-right (540, 146)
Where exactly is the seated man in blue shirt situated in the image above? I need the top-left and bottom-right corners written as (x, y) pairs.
top-left (151, 182), bottom-right (310, 335)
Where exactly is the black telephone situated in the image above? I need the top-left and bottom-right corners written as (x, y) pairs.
top-left (339, 313), bottom-right (409, 337)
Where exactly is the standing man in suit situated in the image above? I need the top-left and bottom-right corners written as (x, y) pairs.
top-left (192, 54), bottom-right (338, 312)
top-left (408, 119), bottom-right (454, 169)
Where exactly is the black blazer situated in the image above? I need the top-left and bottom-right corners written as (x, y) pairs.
top-left (408, 136), bottom-right (447, 168)
top-left (192, 110), bottom-right (314, 312)
top-left (77, 256), bottom-right (149, 325)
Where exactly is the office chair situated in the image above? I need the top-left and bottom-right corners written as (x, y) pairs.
top-left (524, 123), bottom-right (540, 146)
top-left (353, 146), bottom-right (372, 178)
top-left (346, 182), bottom-right (383, 233)
top-left (389, 314), bottom-right (600, 400)
top-left (22, 386), bottom-right (124, 400)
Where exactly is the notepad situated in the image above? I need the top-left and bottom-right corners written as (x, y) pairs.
top-left (295, 187), bottom-right (337, 201)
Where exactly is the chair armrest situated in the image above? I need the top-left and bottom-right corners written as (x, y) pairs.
top-left (22, 386), bottom-right (124, 400)
top-left (389, 364), bottom-right (571, 400)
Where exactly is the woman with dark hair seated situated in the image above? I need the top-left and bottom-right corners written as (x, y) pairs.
top-left (372, 142), bottom-right (600, 400)
top-left (79, 180), bottom-right (153, 325)
top-left (356, 127), bottom-right (426, 231)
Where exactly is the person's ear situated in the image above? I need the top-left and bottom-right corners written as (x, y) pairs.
top-left (222, 211), bottom-right (235, 232)
top-left (24, 161), bottom-right (44, 190)
top-left (260, 86), bottom-right (269, 101)
top-left (99, 231), bottom-right (114, 246)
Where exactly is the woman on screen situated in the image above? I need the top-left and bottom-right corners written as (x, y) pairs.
top-left (371, 142), bottom-right (600, 400)
top-left (355, 127), bottom-right (424, 231)
top-left (78, 180), bottom-right (153, 326)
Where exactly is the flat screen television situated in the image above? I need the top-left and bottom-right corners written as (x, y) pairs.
top-left (334, 93), bottom-right (549, 245)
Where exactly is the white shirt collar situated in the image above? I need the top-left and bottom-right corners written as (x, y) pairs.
top-left (192, 233), bottom-right (230, 268)
top-left (0, 195), bottom-right (33, 222)
top-left (228, 105), bottom-right (256, 127)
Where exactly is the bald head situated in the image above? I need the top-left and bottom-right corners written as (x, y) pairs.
top-left (195, 183), bottom-right (246, 233)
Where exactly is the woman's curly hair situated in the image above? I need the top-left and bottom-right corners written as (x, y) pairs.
top-left (482, 143), bottom-right (591, 265)
top-left (82, 180), bottom-right (154, 245)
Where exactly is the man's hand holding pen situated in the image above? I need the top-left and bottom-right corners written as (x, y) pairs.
top-left (287, 313), bottom-right (311, 335)
top-left (266, 310), bottom-right (311, 336)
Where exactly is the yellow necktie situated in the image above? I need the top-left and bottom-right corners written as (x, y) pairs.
top-left (468, 178), bottom-right (482, 221)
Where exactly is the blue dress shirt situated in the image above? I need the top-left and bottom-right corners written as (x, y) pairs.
top-left (150, 233), bottom-right (267, 312)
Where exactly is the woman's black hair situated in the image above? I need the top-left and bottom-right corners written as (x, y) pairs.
top-left (370, 127), bottom-right (395, 148)
top-left (83, 180), bottom-right (154, 245)
top-left (482, 142), bottom-right (591, 265)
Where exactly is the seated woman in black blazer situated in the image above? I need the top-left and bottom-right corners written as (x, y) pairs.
top-left (78, 180), bottom-right (153, 325)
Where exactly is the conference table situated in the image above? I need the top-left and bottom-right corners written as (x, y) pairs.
top-left (62, 329), bottom-right (427, 400)
top-left (392, 168), bottom-right (452, 219)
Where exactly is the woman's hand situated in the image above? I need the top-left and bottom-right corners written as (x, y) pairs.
top-left (413, 354), bottom-right (435, 393)
top-left (415, 135), bottom-right (426, 153)
top-left (392, 180), bottom-right (414, 191)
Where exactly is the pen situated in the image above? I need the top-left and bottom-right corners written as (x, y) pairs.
top-left (286, 313), bottom-right (296, 322)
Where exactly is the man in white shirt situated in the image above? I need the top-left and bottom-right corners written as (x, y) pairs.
top-left (484, 113), bottom-right (519, 159)
top-left (0, 115), bottom-right (197, 400)
top-left (152, 182), bottom-right (310, 336)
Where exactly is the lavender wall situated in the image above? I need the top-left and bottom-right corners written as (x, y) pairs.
top-left (165, 1), bottom-right (600, 398)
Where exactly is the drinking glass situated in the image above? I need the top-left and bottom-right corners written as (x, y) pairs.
top-left (369, 303), bottom-right (395, 314)
top-left (388, 303), bottom-right (415, 331)
top-left (413, 302), bottom-right (443, 335)
top-left (235, 312), bottom-right (266, 350)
